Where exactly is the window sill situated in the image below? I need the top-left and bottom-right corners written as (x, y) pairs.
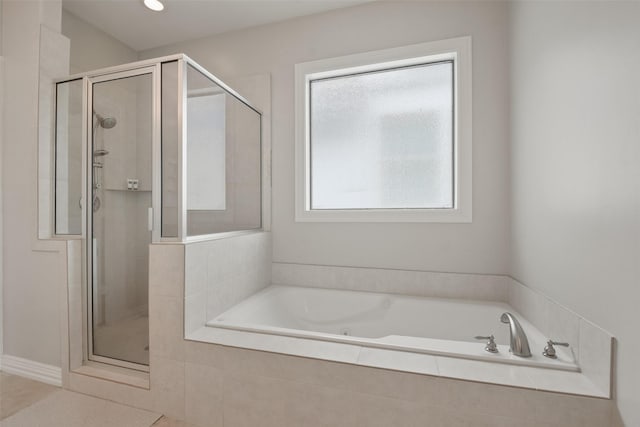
top-left (294, 208), bottom-right (472, 223)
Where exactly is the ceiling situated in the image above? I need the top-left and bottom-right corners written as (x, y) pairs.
top-left (62, 0), bottom-right (373, 52)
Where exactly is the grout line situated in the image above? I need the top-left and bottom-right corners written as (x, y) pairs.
top-left (272, 261), bottom-right (508, 277)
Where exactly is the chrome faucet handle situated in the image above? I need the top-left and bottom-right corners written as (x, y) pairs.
top-left (475, 335), bottom-right (498, 353)
top-left (542, 340), bottom-right (569, 359)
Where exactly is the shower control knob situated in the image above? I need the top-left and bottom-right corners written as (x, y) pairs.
top-left (543, 340), bottom-right (569, 359)
top-left (474, 335), bottom-right (498, 353)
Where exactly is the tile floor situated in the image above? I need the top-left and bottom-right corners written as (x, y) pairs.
top-left (0, 372), bottom-right (57, 420)
top-left (0, 373), bottom-right (193, 427)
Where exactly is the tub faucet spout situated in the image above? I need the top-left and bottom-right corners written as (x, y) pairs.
top-left (500, 312), bottom-right (531, 357)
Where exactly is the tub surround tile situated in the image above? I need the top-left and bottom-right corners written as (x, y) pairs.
top-left (216, 345), bottom-right (441, 405)
top-left (184, 292), bottom-right (206, 337)
top-left (149, 294), bottom-right (185, 361)
top-left (532, 390), bottom-right (613, 427)
top-left (435, 356), bottom-right (536, 390)
top-left (189, 324), bottom-right (606, 400)
top-left (150, 356), bottom-right (185, 420)
top-left (219, 345), bottom-right (320, 382)
top-left (521, 367), bottom-right (607, 398)
top-left (351, 368), bottom-right (446, 406)
top-left (507, 277), bottom-right (613, 398)
top-left (547, 299), bottom-right (581, 362)
top-left (295, 357), bottom-right (443, 405)
top-left (184, 244), bottom-right (207, 297)
top-left (352, 386), bottom-right (552, 427)
top-left (507, 277), bottom-right (550, 334)
top-left (149, 244), bottom-right (185, 298)
top-left (458, 415), bottom-right (537, 427)
top-left (443, 379), bottom-right (542, 422)
top-left (187, 327), bottom-right (362, 365)
top-left (65, 238), bottom-right (612, 426)
top-left (222, 373), bottom-right (288, 427)
top-left (356, 347), bottom-right (439, 376)
top-left (353, 392), bottom-right (433, 427)
top-left (206, 275), bottom-right (236, 320)
top-left (193, 232), bottom-right (271, 323)
top-left (578, 319), bottom-right (613, 397)
top-left (271, 262), bottom-right (509, 302)
top-left (353, 391), bottom-right (538, 427)
top-left (205, 244), bottom-right (227, 282)
top-left (282, 380), bottom-right (360, 427)
top-left (184, 340), bottom-right (226, 368)
top-left (184, 363), bottom-right (223, 427)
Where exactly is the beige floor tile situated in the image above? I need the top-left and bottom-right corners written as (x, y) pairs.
top-left (0, 389), bottom-right (161, 427)
top-left (0, 373), bottom-right (58, 420)
top-left (152, 416), bottom-right (199, 427)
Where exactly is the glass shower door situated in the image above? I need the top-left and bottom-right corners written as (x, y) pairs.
top-left (88, 68), bottom-right (154, 368)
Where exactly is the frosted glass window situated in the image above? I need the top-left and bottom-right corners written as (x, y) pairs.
top-left (310, 61), bottom-right (453, 210)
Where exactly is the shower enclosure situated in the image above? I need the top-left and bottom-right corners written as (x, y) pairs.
top-left (54, 55), bottom-right (262, 370)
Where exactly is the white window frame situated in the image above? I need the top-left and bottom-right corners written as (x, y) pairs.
top-left (294, 36), bottom-right (472, 223)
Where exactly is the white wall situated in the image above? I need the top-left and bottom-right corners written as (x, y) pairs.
top-left (1, 0), bottom-right (68, 367)
top-left (62, 9), bottom-right (138, 74)
top-left (142, 0), bottom-right (511, 275)
top-left (509, 2), bottom-right (640, 425)
top-left (0, 0), bottom-right (4, 364)
top-left (1, 1), bottom-right (139, 369)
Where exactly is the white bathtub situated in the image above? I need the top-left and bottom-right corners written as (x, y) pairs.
top-left (206, 285), bottom-right (578, 371)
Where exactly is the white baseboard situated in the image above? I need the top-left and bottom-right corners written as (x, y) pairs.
top-left (1, 354), bottom-right (62, 386)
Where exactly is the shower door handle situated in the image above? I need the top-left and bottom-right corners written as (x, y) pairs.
top-left (148, 207), bottom-right (153, 232)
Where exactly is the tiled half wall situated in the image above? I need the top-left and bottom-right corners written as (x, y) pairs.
top-left (184, 232), bottom-right (272, 336)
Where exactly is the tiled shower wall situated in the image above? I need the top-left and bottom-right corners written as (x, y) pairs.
top-left (83, 73), bottom-right (153, 325)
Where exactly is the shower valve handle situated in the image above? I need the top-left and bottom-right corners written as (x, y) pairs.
top-left (474, 335), bottom-right (498, 353)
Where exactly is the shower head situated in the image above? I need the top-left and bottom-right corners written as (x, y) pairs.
top-left (94, 112), bottom-right (117, 129)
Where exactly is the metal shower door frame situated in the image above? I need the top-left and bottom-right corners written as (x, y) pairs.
top-left (85, 64), bottom-right (160, 373)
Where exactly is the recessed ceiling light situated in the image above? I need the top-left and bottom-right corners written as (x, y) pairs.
top-left (143, 0), bottom-right (165, 12)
